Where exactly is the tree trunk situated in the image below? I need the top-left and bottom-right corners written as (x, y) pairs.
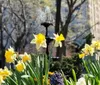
top-left (55, 0), bottom-right (86, 58)
top-left (0, 5), bottom-right (5, 68)
top-left (55, 0), bottom-right (62, 59)
top-left (56, 41), bottom-right (66, 59)
top-left (56, 12), bottom-right (72, 58)
top-left (56, 24), bottom-right (69, 58)
top-left (55, 0), bottom-right (61, 33)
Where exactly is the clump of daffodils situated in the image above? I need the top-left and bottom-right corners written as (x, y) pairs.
top-left (5, 47), bottom-right (31, 73)
top-left (4, 33), bottom-right (65, 84)
top-left (0, 67), bottom-right (12, 84)
top-left (79, 40), bottom-right (100, 58)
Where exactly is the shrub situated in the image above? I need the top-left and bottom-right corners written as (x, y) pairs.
top-left (50, 54), bottom-right (83, 79)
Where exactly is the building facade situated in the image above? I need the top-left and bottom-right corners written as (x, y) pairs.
top-left (88, 0), bottom-right (100, 40)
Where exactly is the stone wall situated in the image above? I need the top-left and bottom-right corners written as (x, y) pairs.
top-left (88, 0), bottom-right (100, 40)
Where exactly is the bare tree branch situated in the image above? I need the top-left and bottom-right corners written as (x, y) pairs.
top-left (66, 0), bottom-right (70, 7)
top-left (73, 0), bottom-right (86, 13)
top-left (8, 0), bottom-right (24, 22)
top-left (70, 6), bottom-right (81, 22)
top-left (18, 0), bottom-right (26, 21)
top-left (73, 0), bottom-right (77, 5)
top-left (10, 9), bottom-right (24, 22)
top-left (4, 28), bottom-right (15, 48)
top-left (70, 0), bottom-right (73, 5)
top-left (3, 27), bottom-right (15, 43)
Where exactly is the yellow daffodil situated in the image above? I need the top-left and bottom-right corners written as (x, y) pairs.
top-left (48, 72), bottom-right (54, 75)
top-left (20, 52), bottom-right (31, 62)
top-left (0, 67), bottom-right (12, 84)
top-left (53, 33), bottom-right (65, 47)
top-left (82, 44), bottom-right (94, 56)
top-left (91, 40), bottom-right (100, 50)
top-left (5, 47), bottom-right (16, 63)
top-left (79, 53), bottom-right (85, 58)
top-left (16, 61), bottom-right (25, 72)
top-left (0, 67), bottom-right (12, 79)
top-left (31, 33), bottom-right (47, 50)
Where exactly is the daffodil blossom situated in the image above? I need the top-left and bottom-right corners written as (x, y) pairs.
top-left (0, 67), bottom-right (12, 78)
top-left (82, 44), bottom-right (94, 56)
top-left (31, 33), bottom-right (47, 50)
top-left (76, 77), bottom-right (91, 85)
top-left (20, 52), bottom-right (31, 62)
top-left (16, 61), bottom-right (26, 72)
top-left (5, 47), bottom-right (16, 63)
top-left (91, 40), bottom-right (100, 50)
top-left (53, 33), bottom-right (65, 47)
top-left (0, 67), bottom-right (12, 84)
